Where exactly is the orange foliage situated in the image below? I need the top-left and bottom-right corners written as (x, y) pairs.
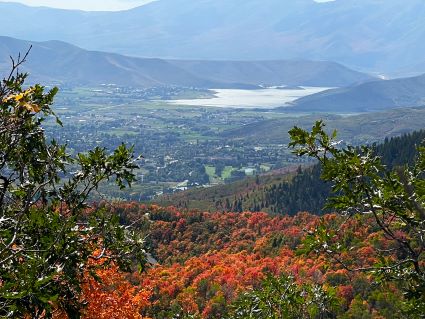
top-left (81, 263), bottom-right (151, 319)
top-left (83, 203), bottom-right (407, 318)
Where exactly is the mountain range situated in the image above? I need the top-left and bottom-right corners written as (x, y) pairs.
top-left (0, 36), bottom-right (373, 88)
top-left (0, 0), bottom-right (424, 75)
top-left (2, 36), bottom-right (425, 112)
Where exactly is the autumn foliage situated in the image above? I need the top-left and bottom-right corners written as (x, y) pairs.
top-left (71, 203), bottom-right (407, 318)
top-left (80, 263), bottom-right (151, 319)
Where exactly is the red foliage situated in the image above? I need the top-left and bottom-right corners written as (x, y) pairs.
top-left (81, 262), bottom-right (152, 319)
top-left (77, 203), bottom-right (407, 318)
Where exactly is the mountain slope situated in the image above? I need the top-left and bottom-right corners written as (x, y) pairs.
top-left (286, 74), bottom-right (425, 112)
top-left (169, 60), bottom-right (372, 87)
top-left (221, 108), bottom-right (425, 144)
top-left (0, 36), bottom-right (216, 87)
top-left (0, 36), bottom-right (372, 88)
top-left (0, 0), bottom-right (424, 74)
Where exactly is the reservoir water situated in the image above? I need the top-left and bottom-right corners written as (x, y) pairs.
top-left (166, 87), bottom-right (331, 109)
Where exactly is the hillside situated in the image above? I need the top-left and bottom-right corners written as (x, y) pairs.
top-left (1, 0), bottom-right (425, 74)
top-left (0, 36), bottom-right (216, 88)
top-left (285, 73), bottom-right (425, 112)
top-left (92, 203), bottom-right (410, 318)
top-left (168, 59), bottom-right (373, 87)
top-left (159, 129), bottom-right (425, 215)
top-left (155, 168), bottom-right (298, 212)
top-left (221, 107), bottom-right (425, 144)
top-left (0, 36), bottom-right (373, 88)
top-left (256, 128), bottom-right (425, 215)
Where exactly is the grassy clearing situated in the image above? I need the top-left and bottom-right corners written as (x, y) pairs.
top-left (205, 165), bottom-right (216, 178)
top-left (221, 166), bottom-right (235, 179)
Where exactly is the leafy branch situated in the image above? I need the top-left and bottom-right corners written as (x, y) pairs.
top-left (289, 121), bottom-right (425, 314)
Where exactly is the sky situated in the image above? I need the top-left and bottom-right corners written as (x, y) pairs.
top-left (0, 0), bottom-right (158, 11)
top-left (0, 0), bottom-right (335, 11)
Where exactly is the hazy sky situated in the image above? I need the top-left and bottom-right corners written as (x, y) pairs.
top-left (0, 0), bottom-right (158, 11)
top-left (1, 0), bottom-right (335, 11)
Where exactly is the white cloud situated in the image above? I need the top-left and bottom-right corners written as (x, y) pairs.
top-left (0, 0), bottom-right (157, 11)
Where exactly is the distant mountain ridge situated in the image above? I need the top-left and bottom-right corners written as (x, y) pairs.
top-left (0, 36), bottom-right (373, 88)
top-left (286, 73), bottom-right (425, 112)
top-left (0, 36), bottom-right (217, 88)
top-left (0, 0), bottom-right (424, 74)
top-left (168, 60), bottom-right (371, 87)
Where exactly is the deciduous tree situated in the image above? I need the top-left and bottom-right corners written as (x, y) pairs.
top-left (0, 52), bottom-right (145, 318)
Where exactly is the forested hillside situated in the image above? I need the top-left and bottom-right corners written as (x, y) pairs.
top-left (257, 129), bottom-right (425, 215)
top-left (158, 129), bottom-right (425, 215)
top-left (232, 129), bottom-right (425, 215)
top-left (79, 203), bottom-right (410, 318)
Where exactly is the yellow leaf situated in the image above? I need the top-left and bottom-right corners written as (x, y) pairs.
top-left (14, 93), bottom-right (24, 102)
top-left (2, 95), bottom-right (16, 103)
top-left (24, 103), bottom-right (41, 113)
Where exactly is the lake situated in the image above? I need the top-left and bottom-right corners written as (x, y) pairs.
top-left (165, 87), bottom-right (331, 109)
